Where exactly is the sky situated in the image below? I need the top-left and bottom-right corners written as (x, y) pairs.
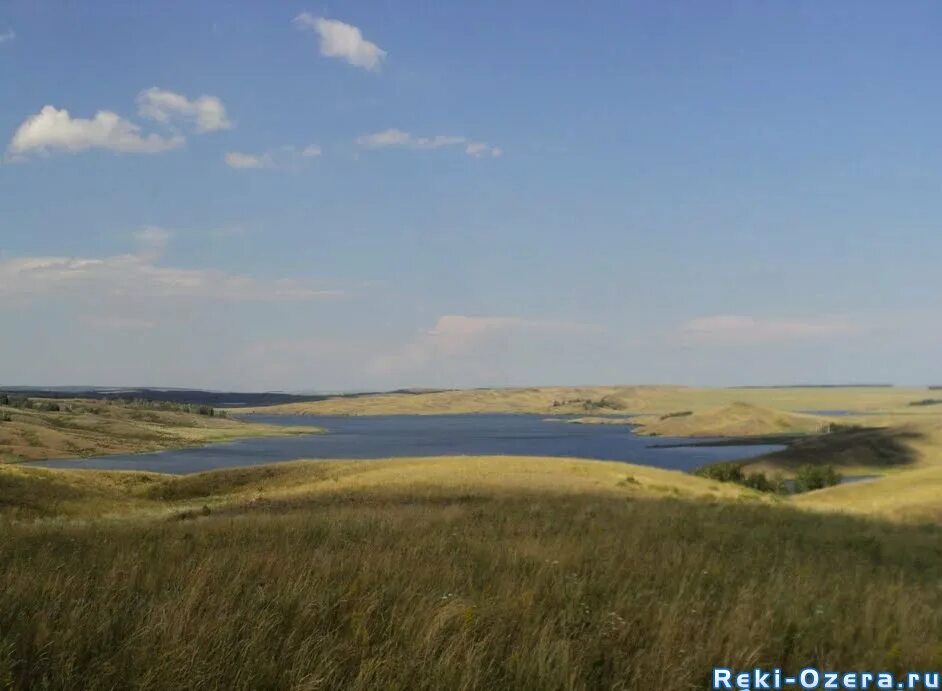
top-left (1, 1), bottom-right (940, 391)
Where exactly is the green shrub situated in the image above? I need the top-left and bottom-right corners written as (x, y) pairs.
top-left (696, 462), bottom-right (744, 484)
top-left (742, 471), bottom-right (772, 492)
top-left (794, 464), bottom-right (842, 493)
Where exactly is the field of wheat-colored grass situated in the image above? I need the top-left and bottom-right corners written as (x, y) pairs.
top-left (5, 455), bottom-right (942, 689)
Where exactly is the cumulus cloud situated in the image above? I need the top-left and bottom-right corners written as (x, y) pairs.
top-left (8, 88), bottom-right (229, 157)
top-left (136, 87), bottom-right (232, 132)
top-left (0, 230), bottom-right (343, 304)
top-left (682, 315), bottom-right (856, 346)
top-left (372, 315), bottom-right (598, 375)
top-left (294, 14), bottom-right (386, 71)
top-left (7, 106), bottom-right (184, 156)
top-left (356, 129), bottom-right (502, 158)
top-left (0, 29), bottom-right (14, 45)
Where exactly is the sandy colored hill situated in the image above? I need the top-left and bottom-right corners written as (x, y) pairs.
top-left (232, 385), bottom-right (929, 417)
top-left (629, 402), bottom-right (833, 437)
top-left (233, 386), bottom-right (676, 416)
top-left (0, 398), bottom-right (321, 463)
top-left (0, 455), bottom-right (760, 520)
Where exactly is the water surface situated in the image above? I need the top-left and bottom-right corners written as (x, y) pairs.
top-left (35, 414), bottom-right (786, 475)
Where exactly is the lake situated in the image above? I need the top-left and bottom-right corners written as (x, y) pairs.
top-left (34, 414), bottom-right (786, 475)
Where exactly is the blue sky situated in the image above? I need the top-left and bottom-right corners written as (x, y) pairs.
top-left (1, 1), bottom-right (940, 390)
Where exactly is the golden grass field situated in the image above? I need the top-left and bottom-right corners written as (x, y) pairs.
top-left (6, 387), bottom-right (942, 688)
top-left (233, 384), bottom-right (932, 417)
top-left (4, 455), bottom-right (942, 688)
top-left (0, 398), bottom-right (321, 463)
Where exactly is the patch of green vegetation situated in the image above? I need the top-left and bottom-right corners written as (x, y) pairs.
top-left (552, 395), bottom-right (626, 411)
top-left (118, 398), bottom-right (221, 416)
top-left (659, 410), bottom-right (693, 420)
top-left (794, 464), bottom-right (843, 493)
top-left (698, 460), bottom-right (844, 495)
top-left (909, 398), bottom-right (942, 407)
top-left (696, 462), bottom-right (791, 494)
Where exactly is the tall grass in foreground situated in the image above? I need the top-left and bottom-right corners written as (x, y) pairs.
top-left (3, 492), bottom-right (942, 689)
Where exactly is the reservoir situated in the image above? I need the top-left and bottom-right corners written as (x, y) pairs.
top-left (35, 414), bottom-right (786, 475)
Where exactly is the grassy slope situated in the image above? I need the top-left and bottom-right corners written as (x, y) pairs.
top-left (234, 386), bottom-right (661, 416)
top-left (0, 398), bottom-right (321, 463)
top-left (792, 466), bottom-right (942, 523)
top-left (233, 385), bottom-right (930, 416)
top-left (0, 455), bottom-right (756, 521)
top-left (628, 402), bottom-right (833, 437)
top-left (5, 457), bottom-right (942, 688)
top-left (790, 418), bottom-right (942, 522)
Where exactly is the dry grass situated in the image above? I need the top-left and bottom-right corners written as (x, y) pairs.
top-left (628, 402), bottom-right (833, 437)
top-left (233, 385), bottom-right (931, 417)
top-left (790, 466), bottom-right (942, 522)
top-left (0, 398), bottom-right (321, 463)
top-left (6, 455), bottom-right (942, 688)
top-left (0, 455), bottom-right (757, 521)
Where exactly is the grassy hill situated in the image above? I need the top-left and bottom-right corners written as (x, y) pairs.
top-left (629, 402), bottom-right (834, 437)
top-left (787, 417), bottom-right (942, 522)
top-left (0, 397), bottom-right (321, 463)
top-left (232, 385), bottom-right (928, 417)
top-left (0, 455), bottom-right (756, 521)
top-left (4, 456), bottom-right (942, 688)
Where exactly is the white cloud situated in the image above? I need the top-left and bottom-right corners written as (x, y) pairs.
top-left (8, 106), bottom-right (184, 156)
top-left (0, 230), bottom-right (343, 304)
top-left (466, 141), bottom-right (503, 158)
top-left (224, 151), bottom-right (273, 169)
top-left (356, 129), bottom-right (502, 158)
top-left (682, 315), bottom-right (856, 346)
top-left (225, 145), bottom-right (322, 170)
top-left (0, 29), bottom-right (14, 45)
top-left (136, 87), bottom-right (232, 132)
top-left (294, 14), bottom-right (386, 71)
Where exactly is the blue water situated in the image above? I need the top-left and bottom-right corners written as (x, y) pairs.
top-left (33, 414), bottom-right (786, 475)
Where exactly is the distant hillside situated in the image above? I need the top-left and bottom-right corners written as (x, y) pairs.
top-left (631, 402), bottom-right (833, 437)
top-left (0, 387), bottom-right (350, 408)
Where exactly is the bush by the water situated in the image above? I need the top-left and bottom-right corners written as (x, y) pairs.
top-left (696, 462), bottom-right (793, 495)
top-left (794, 464), bottom-right (842, 492)
top-left (698, 462), bottom-right (843, 494)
